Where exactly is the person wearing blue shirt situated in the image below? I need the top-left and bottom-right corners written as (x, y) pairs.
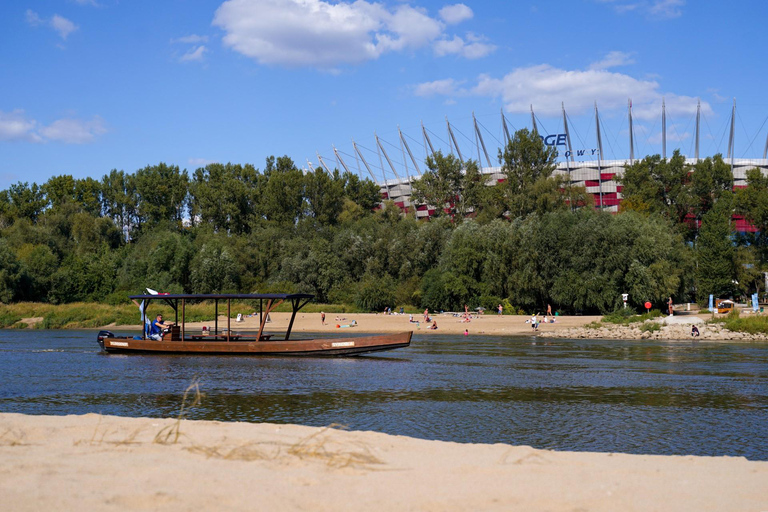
top-left (149, 314), bottom-right (172, 341)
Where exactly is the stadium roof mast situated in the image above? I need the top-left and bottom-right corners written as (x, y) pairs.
top-left (695, 99), bottom-right (701, 161)
top-left (562, 103), bottom-right (574, 163)
top-left (764, 123), bottom-right (768, 159)
top-left (352, 139), bottom-right (380, 183)
top-left (399, 126), bottom-right (421, 176)
top-left (662, 98), bottom-right (667, 159)
top-left (446, 117), bottom-right (464, 164)
top-left (501, 108), bottom-right (511, 146)
top-left (595, 102), bottom-right (604, 210)
top-left (628, 99), bottom-right (635, 165)
top-left (332, 145), bottom-right (355, 178)
top-left (728, 99), bottom-right (736, 179)
top-left (375, 132), bottom-right (402, 181)
top-left (422, 121), bottom-right (435, 160)
top-left (473, 112), bottom-right (492, 168)
top-left (316, 152), bottom-right (332, 173)
top-left (530, 105), bottom-right (538, 134)
top-left (563, 103), bottom-right (574, 211)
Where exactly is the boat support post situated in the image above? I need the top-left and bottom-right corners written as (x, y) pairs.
top-left (256, 299), bottom-right (283, 341)
top-left (285, 297), bottom-right (312, 341)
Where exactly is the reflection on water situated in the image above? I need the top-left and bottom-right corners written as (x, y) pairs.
top-left (1, 330), bottom-right (767, 459)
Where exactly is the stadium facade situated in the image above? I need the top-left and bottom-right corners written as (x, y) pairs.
top-left (313, 100), bottom-right (768, 225)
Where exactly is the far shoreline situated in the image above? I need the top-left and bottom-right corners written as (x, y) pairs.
top-left (5, 309), bottom-right (768, 342)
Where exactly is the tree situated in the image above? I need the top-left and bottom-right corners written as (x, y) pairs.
top-left (190, 163), bottom-right (259, 234)
top-left (133, 163), bottom-right (189, 229)
top-left (258, 156), bottom-right (304, 224)
top-left (498, 128), bottom-right (570, 218)
top-left (0, 239), bottom-right (22, 303)
top-left (6, 182), bottom-right (46, 223)
top-left (101, 169), bottom-right (138, 238)
top-left (735, 167), bottom-right (768, 261)
top-left (411, 151), bottom-right (484, 219)
top-left (618, 150), bottom-right (692, 225)
top-left (303, 168), bottom-right (345, 225)
top-left (696, 192), bottom-right (736, 299)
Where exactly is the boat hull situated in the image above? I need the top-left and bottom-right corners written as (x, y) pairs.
top-left (98, 331), bottom-right (412, 356)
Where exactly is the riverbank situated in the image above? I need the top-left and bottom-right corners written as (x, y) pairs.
top-left (1, 413), bottom-right (765, 511)
top-left (110, 311), bottom-right (768, 341)
top-left (4, 301), bottom-right (767, 340)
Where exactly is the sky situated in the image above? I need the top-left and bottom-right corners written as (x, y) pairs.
top-left (2, 0), bottom-right (768, 189)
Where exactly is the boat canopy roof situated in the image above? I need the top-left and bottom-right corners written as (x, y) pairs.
top-left (129, 293), bottom-right (314, 300)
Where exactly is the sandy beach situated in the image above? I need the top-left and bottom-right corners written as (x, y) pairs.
top-left (1, 412), bottom-right (766, 511)
top-left (151, 311), bottom-right (603, 337)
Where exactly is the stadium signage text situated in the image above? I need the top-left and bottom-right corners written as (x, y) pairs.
top-left (540, 133), bottom-right (599, 159)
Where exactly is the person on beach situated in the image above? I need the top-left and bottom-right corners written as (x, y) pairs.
top-left (321, 312), bottom-right (325, 325)
top-left (531, 313), bottom-right (538, 332)
top-left (668, 297), bottom-right (674, 316)
top-left (464, 329), bottom-right (469, 336)
top-left (691, 325), bottom-right (700, 337)
top-left (497, 304), bottom-right (503, 315)
top-left (428, 320), bottom-right (438, 330)
top-left (424, 308), bottom-right (430, 322)
top-left (547, 304), bottom-right (552, 316)
top-left (149, 314), bottom-right (172, 341)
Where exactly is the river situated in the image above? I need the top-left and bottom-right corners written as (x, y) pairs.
top-left (1, 330), bottom-right (766, 460)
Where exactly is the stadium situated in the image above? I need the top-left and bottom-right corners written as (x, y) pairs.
top-left (312, 100), bottom-right (768, 226)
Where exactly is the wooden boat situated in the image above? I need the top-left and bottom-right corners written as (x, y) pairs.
top-left (97, 293), bottom-right (412, 356)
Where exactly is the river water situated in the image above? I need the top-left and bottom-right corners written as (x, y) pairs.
top-left (1, 330), bottom-right (766, 460)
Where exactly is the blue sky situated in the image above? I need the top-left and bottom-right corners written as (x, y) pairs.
top-left (2, 0), bottom-right (767, 189)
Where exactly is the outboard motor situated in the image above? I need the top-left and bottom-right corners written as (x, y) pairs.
top-left (96, 330), bottom-right (114, 351)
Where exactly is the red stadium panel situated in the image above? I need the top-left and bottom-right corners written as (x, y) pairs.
top-left (585, 180), bottom-right (599, 187)
top-left (601, 173), bottom-right (615, 181)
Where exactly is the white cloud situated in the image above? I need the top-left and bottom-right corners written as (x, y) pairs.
top-left (26, 11), bottom-right (78, 40)
top-left (589, 51), bottom-right (634, 70)
top-left (189, 158), bottom-right (219, 167)
top-left (38, 116), bottom-right (106, 144)
top-left (434, 34), bottom-right (495, 59)
top-left (415, 63), bottom-right (711, 120)
top-left (0, 110), bottom-right (41, 143)
top-left (1, 110), bottom-right (106, 144)
top-left (649, 0), bottom-right (684, 18)
top-left (439, 4), bottom-right (473, 24)
top-left (213, 0), bottom-right (485, 68)
top-left (51, 15), bottom-right (78, 40)
top-left (180, 45), bottom-right (208, 62)
top-left (598, 0), bottom-right (684, 19)
top-left (414, 78), bottom-right (463, 97)
top-left (172, 34), bottom-right (210, 44)
top-left (25, 10), bottom-right (43, 26)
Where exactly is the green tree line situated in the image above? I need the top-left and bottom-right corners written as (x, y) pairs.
top-left (2, 129), bottom-right (767, 313)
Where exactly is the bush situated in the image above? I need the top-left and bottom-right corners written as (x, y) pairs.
top-left (355, 274), bottom-right (396, 312)
top-left (641, 322), bottom-right (662, 333)
top-left (0, 311), bottom-right (21, 327)
top-left (603, 308), bottom-right (663, 325)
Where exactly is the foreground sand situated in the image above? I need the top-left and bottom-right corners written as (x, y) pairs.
top-left (1, 413), bottom-right (766, 511)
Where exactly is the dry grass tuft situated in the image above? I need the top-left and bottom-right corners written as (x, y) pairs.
top-left (286, 424), bottom-right (384, 469)
top-left (154, 378), bottom-right (204, 445)
top-left (0, 427), bottom-right (31, 446)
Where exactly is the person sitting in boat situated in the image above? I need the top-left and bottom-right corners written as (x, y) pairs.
top-left (149, 314), bottom-right (172, 341)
